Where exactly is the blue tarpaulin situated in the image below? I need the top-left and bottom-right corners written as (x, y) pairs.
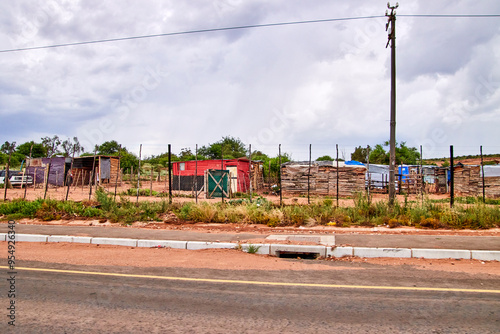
top-left (345, 160), bottom-right (365, 166)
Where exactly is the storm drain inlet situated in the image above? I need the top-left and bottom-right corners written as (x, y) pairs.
top-left (277, 251), bottom-right (320, 260)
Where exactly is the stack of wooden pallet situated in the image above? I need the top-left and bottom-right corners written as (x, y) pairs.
top-left (281, 162), bottom-right (366, 197)
top-left (453, 165), bottom-right (480, 196)
top-left (485, 176), bottom-right (500, 198)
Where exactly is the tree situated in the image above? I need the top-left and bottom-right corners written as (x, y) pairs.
top-left (41, 135), bottom-right (61, 157)
top-left (120, 152), bottom-right (140, 173)
top-left (97, 140), bottom-right (122, 155)
top-left (394, 141), bottom-right (420, 165)
top-left (316, 155), bottom-right (334, 161)
top-left (16, 141), bottom-right (47, 158)
top-left (198, 136), bottom-right (247, 160)
top-left (250, 150), bottom-right (268, 161)
top-left (351, 146), bottom-right (369, 163)
top-left (368, 144), bottom-right (389, 164)
top-left (178, 148), bottom-right (205, 161)
top-left (352, 142), bottom-right (420, 165)
top-left (145, 152), bottom-right (180, 167)
top-left (0, 141), bottom-right (16, 155)
top-left (61, 137), bottom-right (84, 157)
top-left (0, 141), bottom-right (24, 168)
top-left (267, 153), bottom-right (291, 178)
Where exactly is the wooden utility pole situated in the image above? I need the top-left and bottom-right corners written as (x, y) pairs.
top-left (149, 167), bottom-right (153, 197)
top-left (307, 144), bottom-right (311, 204)
top-left (136, 144), bottom-right (142, 203)
top-left (480, 145), bottom-right (485, 202)
top-left (248, 144), bottom-right (252, 203)
top-left (336, 144), bottom-right (339, 207)
top-left (221, 143), bottom-right (224, 203)
top-left (195, 144), bottom-right (198, 204)
top-left (366, 145), bottom-right (371, 203)
top-left (3, 143), bottom-right (15, 201)
top-left (386, 2), bottom-right (399, 206)
top-left (114, 145), bottom-right (122, 201)
top-left (44, 160), bottom-right (51, 200)
top-left (450, 145), bottom-right (454, 208)
top-left (279, 144), bottom-right (282, 207)
top-left (168, 144), bottom-right (172, 204)
top-left (89, 146), bottom-right (97, 200)
top-left (23, 144), bottom-right (33, 199)
top-left (420, 145), bottom-right (424, 204)
top-left (65, 144), bottom-right (76, 201)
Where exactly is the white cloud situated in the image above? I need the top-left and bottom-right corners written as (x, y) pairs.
top-left (0, 0), bottom-right (499, 160)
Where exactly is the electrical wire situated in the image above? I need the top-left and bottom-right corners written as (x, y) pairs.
top-left (1, 13), bottom-right (499, 54)
top-left (0, 15), bottom-right (385, 54)
top-left (399, 14), bottom-right (500, 18)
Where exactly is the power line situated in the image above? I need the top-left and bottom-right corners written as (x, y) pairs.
top-left (1, 13), bottom-right (498, 54)
top-left (0, 15), bottom-right (384, 54)
top-left (399, 14), bottom-right (500, 18)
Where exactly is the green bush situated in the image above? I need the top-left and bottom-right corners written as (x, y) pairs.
top-left (0, 199), bottom-right (42, 218)
top-left (0, 193), bottom-right (498, 229)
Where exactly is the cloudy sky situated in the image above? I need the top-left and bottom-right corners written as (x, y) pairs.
top-left (0, 0), bottom-right (499, 160)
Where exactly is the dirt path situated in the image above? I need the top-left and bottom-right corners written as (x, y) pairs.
top-left (4, 242), bottom-right (499, 275)
top-left (3, 182), bottom-right (452, 206)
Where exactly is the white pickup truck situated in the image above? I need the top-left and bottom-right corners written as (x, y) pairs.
top-left (0, 170), bottom-right (34, 187)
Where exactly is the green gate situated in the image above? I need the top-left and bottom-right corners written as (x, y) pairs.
top-left (205, 169), bottom-right (230, 198)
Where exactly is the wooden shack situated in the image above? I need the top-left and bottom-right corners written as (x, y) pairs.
top-left (250, 161), bottom-right (264, 191)
top-left (281, 161), bottom-right (366, 197)
top-left (435, 164), bottom-right (483, 196)
top-left (71, 156), bottom-right (121, 186)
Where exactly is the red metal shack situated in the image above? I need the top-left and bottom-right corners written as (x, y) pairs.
top-left (171, 158), bottom-right (250, 193)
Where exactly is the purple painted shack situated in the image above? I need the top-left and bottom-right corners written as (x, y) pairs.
top-left (26, 157), bottom-right (72, 187)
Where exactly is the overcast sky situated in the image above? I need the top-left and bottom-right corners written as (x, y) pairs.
top-left (1, 0), bottom-right (499, 160)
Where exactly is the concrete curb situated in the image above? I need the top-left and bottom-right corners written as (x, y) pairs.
top-left (16, 234), bottom-right (48, 242)
top-left (91, 237), bottom-right (138, 247)
top-left (4, 234), bottom-right (500, 261)
top-left (412, 248), bottom-right (471, 260)
top-left (186, 241), bottom-right (238, 250)
top-left (240, 244), bottom-right (271, 255)
top-left (137, 240), bottom-right (187, 249)
top-left (353, 247), bottom-right (412, 258)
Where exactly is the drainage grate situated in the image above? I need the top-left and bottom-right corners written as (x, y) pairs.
top-left (277, 251), bottom-right (320, 260)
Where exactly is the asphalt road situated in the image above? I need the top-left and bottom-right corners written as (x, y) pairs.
top-left (1, 261), bottom-right (498, 333)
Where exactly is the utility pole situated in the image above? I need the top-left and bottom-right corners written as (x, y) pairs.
top-left (386, 2), bottom-right (399, 206)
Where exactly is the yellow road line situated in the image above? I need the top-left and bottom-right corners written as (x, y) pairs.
top-left (1, 266), bottom-right (499, 294)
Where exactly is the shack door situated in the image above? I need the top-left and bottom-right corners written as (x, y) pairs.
top-left (226, 166), bottom-right (238, 193)
top-left (205, 169), bottom-right (230, 198)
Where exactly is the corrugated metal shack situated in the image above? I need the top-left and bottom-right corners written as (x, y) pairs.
top-left (26, 157), bottom-right (71, 187)
top-left (171, 158), bottom-right (263, 193)
top-left (281, 161), bottom-right (366, 196)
